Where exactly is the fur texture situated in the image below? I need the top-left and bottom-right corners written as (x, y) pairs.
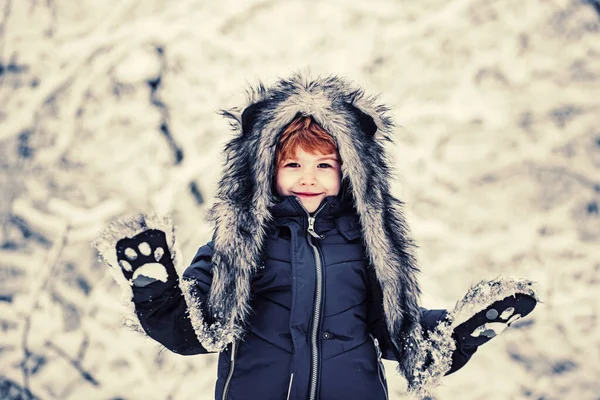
top-left (185, 72), bottom-right (427, 390)
top-left (415, 277), bottom-right (540, 395)
top-left (93, 213), bottom-right (178, 333)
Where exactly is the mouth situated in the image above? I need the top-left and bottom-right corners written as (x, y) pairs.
top-left (293, 192), bottom-right (323, 197)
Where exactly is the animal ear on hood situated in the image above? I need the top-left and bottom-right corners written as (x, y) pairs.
top-left (242, 99), bottom-right (377, 138)
top-left (241, 100), bottom-right (267, 135)
top-left (346, 103), bottom-right (378, 137)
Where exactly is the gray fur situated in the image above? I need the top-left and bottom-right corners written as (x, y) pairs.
top-left (184, 72), bottom-right (427, 391)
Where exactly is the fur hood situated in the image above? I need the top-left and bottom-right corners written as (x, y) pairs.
top-left (185, 72), bottom-right (427, 388)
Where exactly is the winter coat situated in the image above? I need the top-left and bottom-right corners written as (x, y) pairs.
top-left (131, 73), bottom-right (475, 399)
top-left (133, 196), bottom-right (474, 400)
top-left (138, 196), bottom-right (390, 399)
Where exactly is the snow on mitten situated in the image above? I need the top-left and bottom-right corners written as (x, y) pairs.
top-left (116, 229), bottom-right (178, 287)
top-left (453, 292), bottom-right (536, 348)
top-left (412, 277), bottom-right (540, 395)
top-left (93, 213), bottom-right (178, 288)
top-left (93, 213), bottom-right (178, 332)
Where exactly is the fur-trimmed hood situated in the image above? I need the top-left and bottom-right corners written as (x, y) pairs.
top-left (190, 72), bottom-right (427, 387)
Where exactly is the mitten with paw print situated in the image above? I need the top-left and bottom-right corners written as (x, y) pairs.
top-left (414, 277), bottom-right (540, 391)
top-left (115, 229), bottom-right (178, 288)
top-left (453, 290), bottom-right (537, 348)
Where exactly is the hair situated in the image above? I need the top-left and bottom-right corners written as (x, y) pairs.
top-left (276, 116), bottom-right (339, 165)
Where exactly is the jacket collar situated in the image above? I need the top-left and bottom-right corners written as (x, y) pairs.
top-left (270, 195), bottom-right (352, 219)
top-left (269, 195), bottom-right (360, 240)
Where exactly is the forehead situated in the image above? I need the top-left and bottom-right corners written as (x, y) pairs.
top-left (283, 147), bottom-right (338, 160)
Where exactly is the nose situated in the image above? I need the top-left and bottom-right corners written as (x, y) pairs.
top-left (299, 170), bottom-right (316, 186)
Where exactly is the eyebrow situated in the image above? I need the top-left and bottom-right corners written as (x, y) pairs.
top-left (317, 155), bottom-right (339, 162)
top-left (281, 155), bottom-right (339, 162)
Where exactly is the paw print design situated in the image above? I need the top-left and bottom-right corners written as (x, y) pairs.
top-left (470, 307), bottom-right (522, 339)
top-left (115, 229), bottom-right (177, 287)
top-left (455, 293), bottom-right (537, 348)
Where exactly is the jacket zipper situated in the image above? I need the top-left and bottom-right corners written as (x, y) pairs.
top-left (286, 373), bottom-right (294, 400)
top-left (294, 197), bottom-right (326, 400)
top-left (370, 335), bottom-right (388, 400)
top-left (222, 341), bottom-right (237, 400)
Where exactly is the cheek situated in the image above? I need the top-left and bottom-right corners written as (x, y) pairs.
top-left (333, 181), bottom-right (341, 195)
top-left (329, 171), bottom-right (342, 194)
top-left (274, 170), bottom-right (289, 195)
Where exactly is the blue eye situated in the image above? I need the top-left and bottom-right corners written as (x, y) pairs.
top-left (284, 162), bottom-right (300, 168)
top-left (318, 163), bottom-right (332, 168)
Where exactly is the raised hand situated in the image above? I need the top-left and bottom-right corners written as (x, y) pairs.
top-left (453, 293), bottom-right (537, 348)
top-left (115, 229), bottom-right (178, 287)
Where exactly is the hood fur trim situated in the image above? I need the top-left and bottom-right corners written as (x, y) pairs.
top-left (185, 72), bottom-right (426, 387)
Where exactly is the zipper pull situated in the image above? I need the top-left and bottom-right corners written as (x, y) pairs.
top-left (307, 216), bottom-right (323, 239)
top-left (373, 337), bottom-right (382, 361)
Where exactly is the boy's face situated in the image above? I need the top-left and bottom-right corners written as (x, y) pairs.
top-left (275, 147), bottom-right (341, 213)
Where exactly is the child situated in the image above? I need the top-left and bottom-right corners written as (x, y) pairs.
top-left (96, 73), bottom-right (538, 400)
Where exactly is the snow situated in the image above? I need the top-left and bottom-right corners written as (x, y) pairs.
top-left (471, 322), bottom-right (507, 338)
top-left (132, 263), bottom-right (169, 284)
top-left (118, 259), bottom-right (133, 272)
top-left (137, 242), bottom-right (151, 256)
top-left (124, 247), bottom-right (138, 260)
top-left (179, 279), bottom-right (238, 353)
top-left (500, 307), bottom-right (515, 320)
top-left (153, 246), bottom-right (164, 261)
top-left (1, 0), bottom-right (599, 399)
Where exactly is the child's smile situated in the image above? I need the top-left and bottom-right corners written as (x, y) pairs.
top-left (275, 147), bottom-right (342, 213)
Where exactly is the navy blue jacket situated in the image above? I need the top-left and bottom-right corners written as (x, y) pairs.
top-left (132, 196), bottom-right (474, 399)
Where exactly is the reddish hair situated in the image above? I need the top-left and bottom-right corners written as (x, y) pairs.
top-left (276, 116), bottom-right (339, 165)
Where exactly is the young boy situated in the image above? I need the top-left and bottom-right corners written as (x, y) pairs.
top-left (96, 73), bottom-right (538, 400)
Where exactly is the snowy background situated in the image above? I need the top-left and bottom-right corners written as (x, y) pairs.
top-left (1, 0), bottom-right (599, 399)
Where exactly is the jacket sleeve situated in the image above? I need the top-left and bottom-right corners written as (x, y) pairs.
top-left (131, 241), bottom-right (215, 355)
top-left (420, 308), bottom-right (478, 375)
top-left (372, 307), bottom-right (477, 374)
